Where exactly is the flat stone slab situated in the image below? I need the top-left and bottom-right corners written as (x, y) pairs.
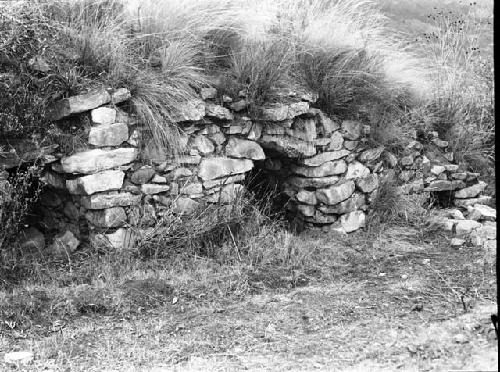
top-left (61, 148), bottom-right (138, 174)
top-left (299, 150), bottom-right (350, 167)
top-left (287, 175), bottom-right (340, 189)
top-left (206, 184), bottom-right (245, 204)
top-left (88, 122), bottom-right (128, 146)
top-left (198, 157), bottom-right (253, 181)
top-left (257, 102), bottom-right (309, 121)
top-left (424, 180), bottom-right (465, 192)
top-left (291, 160), bottom-right (346, 178)
top-left (48, 89), bottom-right (111, 120)
top-left (260, 135), bottom-right (316, 158)
top-left (316, 181), bottom-right (355, 205)
top-left (66, 170), bottom-right (125, 195)
top-left (81, 192), bottom-right (142, 209)
top-left (225, 138), bottom-right (265, 160)
top-left (318, 193), bottom-right (366, 214)
top-left (455, 181), bottom-right (487, 199)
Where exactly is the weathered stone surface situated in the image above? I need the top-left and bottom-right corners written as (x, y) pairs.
top-left (19, 227), bottom-right (45, 251)
top-left (424, 180), bottom-right (465, 191)
top-left (61, 148), bottom-right (137, 174)
top-left (165, 167), bottom-right (193, 181)
top-left (257, 102), bottom-right (309, 121)
top-left (225, 138), bottom-right (265, 160)
top-left (111, 88), bottom-right (131, 104)
top-left (51, 230), bottom-right (80, 255)
top-left (48, 89), bottom-right (111, 120)
top-left (467, 204), bottom-right (496, 221)
top-left (206, 103), bottom-right (234, 120)
top-left (203, 174), bottom-right (246, 189)
top-left (317, 112), bottom-right (339, 135)
top-left (206, 184), bottom-right (245, 204)
top-left (316, 181), bottom-right (355, 205)
top-left (91, 107), bottom-right (116, 125)
top-left (88, 122), bottom-right (128, 147)
top-left (260, 135), bottom-right (316, 158)
top-left (66, 170), bottom-right (125, 195)
top-left (190, 134), bottom-right (215, 155)
top-left (450, 238), bottom-right (465, 247)
top-left (287, 176), bottom-right (340, 189)
top-left (200, 87), bottom-right (217, 100)
top-left (141, 184), bottom-right (170, 195)
top-left (384, 151), bottom-right (398, 168)
top-left (85, 207), bottom-right (127, 228)
top-left (300, 150), bottom-right (350, 167)
top-left (455, 181), bottom-right (487, 199)
top-left (151, 174), bottom-right (167, 183)
top-left (172, 99), bottom-right (206, 122)
top-left (343, 140), bottom-right (358, 151)
top-left (296, 204), bottom-right (315, 217)
top-left (179, 182), bottom-right (203, 196)
top-left (340, 210), bottom-right (366, 233)
top-left (454, 196), bottom-right (492, 208)
top-left (318, 193), bottom-right (365, 214)
top-left (291, 160), bottom-right (346, 178)
top-left (328, 131), bottom-right (344, 151)
top-left (4, 351), bottom-right (34, 365)
top-left (356, 174), bottom-right (379, 193)
top-left (198, 157), bottom-right (253, 181)
top-left (310, 210), bottom-right (338, 224)
top-left (287, 118), bottom-right (317, 141)
top-left (358, 147), bottom-right (384, 162)
top-left (41, 170), bottom-right (66, 189)
top-left (430, 165), bottom-right (446, 176)
top-left (127, 128), bottom-right (142, 147)
top-left (443, 164), bottom-right (459, 172)
top-left (454, 219), bottom-right (481, 236)
top-left (247, 122), bottom-right (263, 140)
top-left (130, 167), bottom-right (155, 185)
top-left (296, 190), bottom-right (317, 205)
top-left (475, 224), bottom-right (496, 240)
top-left (229, 99), bottom-right (248, 111)
top-left (345, 162), bottom-right (370, 180)
top-left (174, 197), bottom-right (200, 214)
top-left (209, 132), bottom-right (226, 145)
top-left (93, 228), bottom-right (136, 249)
top-left (447, 209), bottom-right (465, 220)
top-left (82, 192), bottom-right (141, 209)
top-left (341, 120), bottom-right (362, 140)
top-left (172, 155), bottom-right (202, 165)
top-left (224, 119), bottom-right (252, 135)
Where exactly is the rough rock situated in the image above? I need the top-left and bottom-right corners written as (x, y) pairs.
top-left (206, 184), bottom-right (245, 204)
top-left (328, 131), bottom-right (344, 151)
top-left (454, 220), bottom-right (482, 236)
top-left (165, 167), bottom-right (193, 181)
top-left (172, 99), bottom-right (206, 122)
top-left (450, 238), bottom-right (465, 247)
top-left (296, 204), bottom-right (315, 217)
top-left (356, 174), bottom-right (379, 193)
top-left (140, 184), bottom-right (170, 195)
top-left (430, 165), bottom-right (446, 176)
top-left (316, 181), bottom-right (355, 205)
top-left (63, 202), bottom-right (80, 220)
top-left (343, 141), bottom-right (358, 151)
top-left (260, 135), bottom-right (316, 158)
top-left (66, 170), bottom-right (125, 195)
top-left (288, 118), bottom-right (317, 141)
top-left (82, 192), bottom-right (142, 209)
top-left (88, 123), bottom-right (128, 147)
top-left (173, 197), bottom-right (200, 214)
top-left (130, 167), bottom-right (155, 185)
top-left (190, 134), bottom-right (215, 155)
top-left (451, 172), bottom-right (467, 180)
top-left (447, 209), bottom-right (465, 220)
top-left (454, 196), bottom-right (492, 208)
top-left (475, 224), bottom-right (496, 240)
top-left (206, 103), bottom-right (234, 120)
top-left (384, 151), bottom-right (398, 168)
top-left (467, 204), bottom-right (496, 221)
top-left (247, 122), bottom-right (263, 140)
top-left (41, 171), bottom-right (66, 189)
top-left (61, 148), bottom-right (138, 174)
top-left (258, 102), bottom-right (309, 121)
top-left (179, 182), bottom-right (203, 196)
top-left (91, 107), bottom-right (116, 125)
top-left (111, 88), bottom-right (131, 104)
top-left (229, 99), bottom-right (249, 111)
top-left (296, 190), bottom-right (317, 205)
top-left (51, 230), bottom-right (80, 255)
top-left (198, 158), bottom-right (253, 181)
top-left (200, 87), bottom-right (217, 100)
top-left (203, 174), bottom-right (246, 189)
top-left (225, 138), bottom-right (265, 160)
top-left (455, 181), bottom-right (487, 199)
top-left (48, 89), bottom-right (111, 120)
top-left (401, 154), bottom-right (414, 167)
top-left (317, 112), bottom-right (339, 135)
top-left (300, 150), bottom-right (350, 167)
top-left (287, 176), bottom-right (339, 189)
top-left (358, 147), bottom-right (384, 162)
top-left (340, 120), bottom-right (362, 140)
top-left (19, 227), bottom-right (45, 251)
top-left (345, 162), bottom-right (370, 180)
top-left (291, 160), bottom-right (346, 178)
top-left (424, 180), bottom-right (465, 191)
top-left (85, 207), bottom-right (127, 228)
top-left (93, 228), bottom-right (136, 250)
top-left (340, 210), bottom-right (366, 233)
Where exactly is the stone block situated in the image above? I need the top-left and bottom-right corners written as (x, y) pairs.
top-left (141, 184), bottom-right (170, 195)
top-left (300, 150), bottom-right (350, 167)
top-left (345, 162), bottom-right (370, 180)
top-left (85, 207), bottom-right (127, 228)
top-left (296, 190), bottom-right (317, 205)
top-left (61, 148), bottom-right (138, 174)
top-left (172, 99), bottom-right (206, 122)
top-left (66, 170), bottom-right (125, 195)
top-left (318, 193), bottom-right (365, 214)
top-left (91, 107), bottom-right (116, 125)
top-left (260, 135), bottom-right (316, 158)
top-left (358, 147), bottom-right (384, 162)
top-left (257, 102), bottom-right (309, 121)
top-left (81, 192), bottom-right (142, 209)
top-left (48, 89), bottom-right (111, 120)
top-left (291, 160), bottom-right (346, 178)
top-left (455, 181), bottom-right (487, 199)
top-left (225, 138), bottom-right (265, 160)
top-left (340, 120), bottom-right (362, 140)
top-left (356, 174), bottom-right (379, 193)
top-left (287, 175), bottom-right (340, 189)
top-left (206, 183), bottom-right (245, 204)
top-left (131, 167), bottom-right (155, 185)
top-left (198, 157), bottom-right (253, 181)
top-left (190, 134), bottom-right (215, 155)
top-left (206, 103), bottom-right (234, 120)
top-left (88, 122), bottom-right (128, 146)
top-left (340, 210), bottom-right (366, 233)
top-left (203, 174), bottom-right (246, 189)
top-left (316, 181), bottom-right (355, 205)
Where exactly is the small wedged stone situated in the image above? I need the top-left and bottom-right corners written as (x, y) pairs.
top-left (318, 193), bottom-right (366, 214)
top-left (85, 207), bottom-right (127, 228)
top-left (200, 87), bottom-right (217, 100)
top-left (287, 118), bottom-right (317, 141)
top-left (66, 170), bottom-right (125, 195)
top-left (172, 99), bottom-right (206, 122)
top-left (179, 182), bottom-right (203, 196)
top-left (88, 122), bottom-right (128, 147)
top-left (327, 131), bottom-right (344, 151)
top-left (141, 184), bottom-right (170, 195)
top-left (259, 135), bottom-right (316, 158)
top-left (340, 120), bottom-right (362, 140)
top-left (316, 181), bottom-right (355, 205)
top-left (345, 162), bottom-right (370, 180)
top-left (205, 103), bottom-right (234, 120)
top-left (257, 102), bottom-right (309, 121)
top-left (356, 174), bottom-right (379, 193)
top-left (189, 134), bottom-right (215, 155)
top-left (296, 190), bottom-right (317, 205)
top-left (81, 192), bottom-right (141, 209)
top-left (111, 88), bottom-right (131, 104)
top-left (48, 89), bottom-right (111, 120)
top-left (341, 210), bottom-right (366, 233)
top-left (198, 158), bottom-right (253, 181)
top-left (358, 147), bottom-right (385, 163)
top-left (225, 138), bottom-right (265, 160)
top-left (130, 167), bottom-right (155, 185)
top-left (299, 150), bottom-right (350, 167)
top-left (455, 181), bottom-right (487, 199)
top-left (61, 148), bottom-right (137, 174)
top-left (165, 167), bottom-right (193, 181)
top-left (291, 160), bottom-right (346, 178)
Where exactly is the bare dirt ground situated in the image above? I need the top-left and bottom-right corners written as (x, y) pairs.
top-left (1, 226), bottom-right (497, 371)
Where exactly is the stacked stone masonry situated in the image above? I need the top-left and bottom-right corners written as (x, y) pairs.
top-left (1, 86), bottom-right (494, 252)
